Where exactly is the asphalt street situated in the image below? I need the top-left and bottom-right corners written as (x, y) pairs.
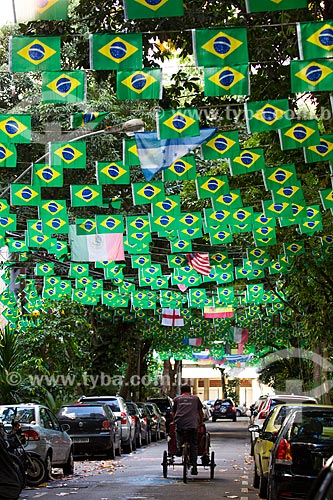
top-left (19, 417), bottom-right (260, 500)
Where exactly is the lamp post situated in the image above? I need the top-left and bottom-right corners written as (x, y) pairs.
top-left (0, 118), bottom-right (145, 198)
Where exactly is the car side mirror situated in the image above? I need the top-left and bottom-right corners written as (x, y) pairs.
top-left (248, 424), bottom-right (260, 433)
top-left (61, 424), bottom-right (70, 432)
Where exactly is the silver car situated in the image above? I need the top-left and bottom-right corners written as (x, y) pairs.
top-left (78, 395), bottom-right (136, 453)
top-left (0, 403), bottom-right (74, 479)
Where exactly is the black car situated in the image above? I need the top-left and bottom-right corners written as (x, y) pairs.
top-left (211, 398), bottom-right (237, 422)
top-left (268, 405), bottom-right (333, 500)
top-left (57, 403), bottom-right (121, 459)
top-left (308, 454), bottom-right (333, 500)
top-left (125, 401), bottom-right (142, 448)
top-left (147, 397), bottom-right (173, 433)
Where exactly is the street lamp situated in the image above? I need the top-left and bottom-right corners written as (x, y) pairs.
top-left (0, 118), bottom-right (146, 197)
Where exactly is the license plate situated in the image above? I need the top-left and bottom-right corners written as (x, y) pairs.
top-left (73, 437), bottom-right (89, 443)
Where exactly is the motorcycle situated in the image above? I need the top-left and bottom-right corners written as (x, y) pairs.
top-left (1, 421), bottom-right (46, 487)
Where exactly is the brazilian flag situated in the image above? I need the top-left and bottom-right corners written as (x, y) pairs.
top-left (201, 130), bottom-right (240, 160)
top-left (10, 184), bottom-right (40, 207)
top-left (245, 100), bottom-right (291, 134)
top-left (117, 68), bottom-right (162, 100)
top-left (290, 59), bottom-right (333, 92)
top-left (0, 115), bottom-right (31, 144)
top-left (229, 148), bottom-right (265, 176)
top-left (32, 163), bottom-right (63, 187)
top-left (76, 218), bottom-right (97, 235)
top-left (196, 175), bottom-right (230, 200)
top-left (157, 108), bottom-right (200, 140)
top-left (204, 65), bottom-right (249, 97)
top-left (123, 138), bottom-right (141, 166)
top-left (70, 184), bottom-right (103, 207)
top-left (96, 161), bottom-right (130, 185)
top-left (123, 0), bottom-right (184, 20)
top-left (245, 0), bottom-right (307, 12)
top-left (278, 120), bottom-right (320, 150)
top-left (0, 214), bottom-right (16, 234)
top-left (162, 155), bottom-right (197, 181)
top-left (42, 71), bottom-right (86, 103)
top-left (89, 33), bottom-right (142, 70)
top-left (15, 0), bottom-right (69, 22)
top-left (0, 143), bottom-right (17, 168)
top-left (193, 28), bottom-right (248, 67)
top-left (132, 181), bottom-right (165, 205)
top-left (49, 141), bottom-right (86, 169)
top-left (304, 135), bottom-right (333, 163)
top-left (96, 214), bottom-right (125, 234)
top-left (9, 36), bottom-right (61, 73)
top-left (297, 21), bottom-right (333, 60)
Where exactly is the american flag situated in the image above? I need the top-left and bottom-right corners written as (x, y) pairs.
top-left (185, 253), bottom-right (211, 276)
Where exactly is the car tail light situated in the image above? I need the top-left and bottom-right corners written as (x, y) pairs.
top-left (212, 406), bottom-right (215, 411)
top-left (131, 416), bottom-right (137, 425)
top-left (23, 429), bottom-right (40, 441)
top-left (143, 417), bottom-right (148, 424)
top-left (121, 411), bottom-right (127, 425)
top-left (153, 415), bottom-right (158, 421)
top-left (101, 419), bottom-right (111, 430)
top-left (275, 438), bottom-right (292, 463)
top-left (231, 406), bottom-right (236, 411)
top-left (259, 410), bottom-right (269, 419)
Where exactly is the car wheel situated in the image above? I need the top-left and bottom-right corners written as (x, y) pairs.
top-left (253, 463), bottom-right (260, 488)
top-left (236, 410), bottom-right (241, 417)
top-left (122, 438), bottom-right (132, 454)
top-left (212, 417), bottom-right (217, 422)
top-left (63, 448), bottom-right (74, 475)
top-left (44, 453), bottom-right (53, 482)
top-left (259, 475), bottom-right (268, 499)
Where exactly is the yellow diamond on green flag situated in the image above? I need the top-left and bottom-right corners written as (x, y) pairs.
top-left (10, 36), bottom-right (60, 72)
top-left (10, 184), bottom-right (40, 206)
top-left (70, 185), bottom-right (103, 207)
top-left (0, 143), bottom-right (16, 168)
top-left (132, 181), bottom-right (164, 205)
top-left (90, 33), bottom-right (142, 70)
top-left (42, 71), bottom-right (86, 103)
top-left (193, 28), bottom-right (248, 66)
top-left (245, 100), bottom-right (291, 133)
top-left (117, 68), bottom-right (162, 100)
top-left (0, 115), bottom-right (31, 143)
top-left (50, 142), bottom-right (86, 169)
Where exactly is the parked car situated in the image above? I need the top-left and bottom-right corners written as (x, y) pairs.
top-left (211, 398), bottom-right (237, 422)
top-left (78, 395), bottom-right (136, 454)
top-left (57, 402), bottom-right (121, 459)
top-left (202, 403), bottom-right (211, 421)
top-left (236, 404), bottom-right (248, 417)
top-left (249, 404), bottom-right (320, 498)
top-left (0, 403), bottom-right (73, 479)
top-left (249, 394), bottom-right (318, 455)
top-left (268, 405), bottom-right (333, 500)
top-left (125, 401), bottom-right (142, 449)
top-left (147, 397), bottom-right (173, 433)
top-left (136, 403), bottom-right (152, 445)
top-left (144, 402), bottom-right (167, 440)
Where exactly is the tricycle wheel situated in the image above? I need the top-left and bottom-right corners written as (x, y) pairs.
top-left (210, 451), bottom-right (215, 479)
top-left (162, 450), bottom-right (168, 478)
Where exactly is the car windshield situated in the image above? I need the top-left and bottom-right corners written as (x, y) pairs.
top-left (289, 412), bottom-right (333, 442)
top-left (58, 406), bottom-right (105, 419)
top-left (0, 406), bottom-right (35, 424)
top-left (82, 399), bottom-right (120, 412)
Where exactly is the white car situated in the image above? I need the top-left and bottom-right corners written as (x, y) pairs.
top-left (0, 403), bottom-right (74, 479)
